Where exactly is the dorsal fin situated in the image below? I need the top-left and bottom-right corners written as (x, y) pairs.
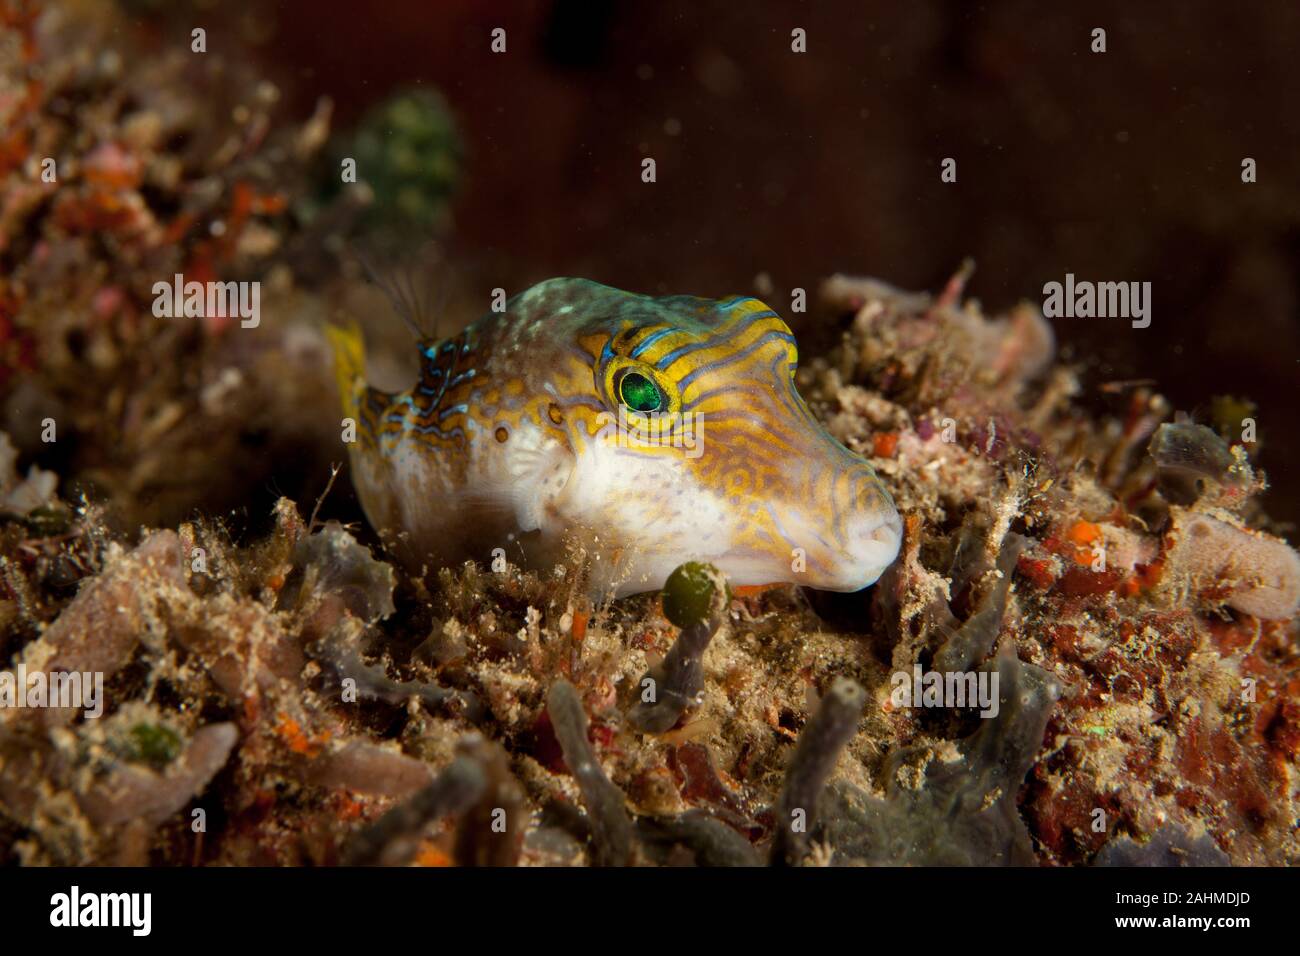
top-left (351, 244), bottom-right (451, 341)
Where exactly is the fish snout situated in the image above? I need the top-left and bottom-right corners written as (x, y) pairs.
top-left (842, 501), bottom-right (903, 590)
top-left (806, 475), bottom-right (903, 591)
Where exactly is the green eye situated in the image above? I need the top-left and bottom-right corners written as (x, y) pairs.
top-left (618, 371), bottom-right (664, 413)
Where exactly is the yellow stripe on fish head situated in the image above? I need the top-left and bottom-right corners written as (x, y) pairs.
top-left (547, 289), bottom-right (901, 595)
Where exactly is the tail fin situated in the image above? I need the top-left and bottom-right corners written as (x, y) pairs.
top-left (325, 322), bottom-right (368, 419)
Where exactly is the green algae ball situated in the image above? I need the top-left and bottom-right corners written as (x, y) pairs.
top-left (662, 561), bottom-right (726, 628)
top-left (125, 723), bottom-right (182, 769)
top-left (348, 90), bottom-right (461, 235)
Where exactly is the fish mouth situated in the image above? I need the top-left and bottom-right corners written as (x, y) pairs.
top-left (703, 504), bottom-right (903, 594)
top-left (779, 502), bottom-right (904, 593)
top-left (831, 507), bottom-right (903, 591)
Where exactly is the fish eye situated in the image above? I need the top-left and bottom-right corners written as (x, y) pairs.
top-left (618, 370), bottom-right (665, 413)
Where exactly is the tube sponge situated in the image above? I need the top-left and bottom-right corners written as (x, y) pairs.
top-left (1164, 508), bottom-right (1300, 620)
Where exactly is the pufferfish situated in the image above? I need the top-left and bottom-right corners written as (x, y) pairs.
top-left (327, 278), bottom-right (902, 598)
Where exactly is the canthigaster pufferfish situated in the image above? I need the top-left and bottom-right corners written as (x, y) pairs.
top-left (327, 278), bottom-right (902, 598)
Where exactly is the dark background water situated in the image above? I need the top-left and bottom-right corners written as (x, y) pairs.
top-left (150, 0), bottom-right (1300, 524)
